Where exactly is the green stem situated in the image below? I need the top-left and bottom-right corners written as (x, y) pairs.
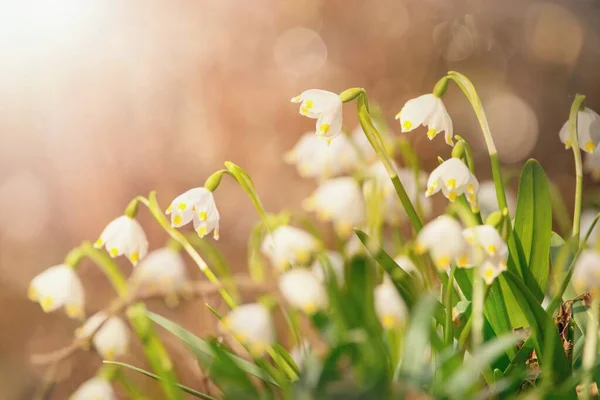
top-left (568, 94), bottom-right (586, 241)
top-left (444, 266), bottom-right (457, 346)
top-left (582, 298), bottom-right (599, 400)
top-left (472, 269), bottom-right (484, 350)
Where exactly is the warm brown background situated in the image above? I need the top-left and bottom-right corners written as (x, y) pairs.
top-left (2, 0), bottom-right (600, 398)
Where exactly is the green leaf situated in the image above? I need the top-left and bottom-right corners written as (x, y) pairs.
top-left (146, 311), bottom-right (279, 386)
top-left (103, 361), bottom-right (216, 400)
top-left (513, 159), bottom-right (552, 302)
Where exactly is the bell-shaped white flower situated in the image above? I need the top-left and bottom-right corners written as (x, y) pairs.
top-left (458, 225), bottom-right (508, 285)
top-left (291, 89), bottom-right (343, 141)
top-left (70, 377), bottom-right (115, 400)
top-left (167, 187), bottom-right (220, 240)
top-left (374, 281), bottom-right (408, 329)
top-left (585, 148), bottom-right (600, 181)
top-left (94, 216), bottom-right (148, 265)
top-left (393, 255), bottom-right (422, 281)
top-left (261, 226), bottom-right (320, 270)
top-left (572, 249), bottom-right (600, 295)
top-left (351, 123), bottom-right (393, 163)
top-left (311, 251), bottom-right (345, 284)
top-left (76, 312), bottom-right (130, 360)
top-left (284, 132), bottom-right (359, 179)
top-left (426, 158), bottom-right (479, 211)
top-left (279, 269), bottom-right (328, 314)
top-left (581, 210), bottom-right (600, 246)
top-left (559, 107), bottom-right (600, 153)
top-left (303, 177), bottom-right (365, 237)
top-left (478, 181), bottom-right (517, 219)
top-left (416, 216), bottom-right (466, 270)
top-left (130, 247), bottom-right (188, 292)
top-left (28, 264), bottom-right (85, 318)
top-left (396, 93), bottom-right (454, 146)
top-left (220, 303), bottom-right (276, 355)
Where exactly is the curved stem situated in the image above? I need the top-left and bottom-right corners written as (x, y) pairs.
top-left (569, 94), bottom-right (586, 241)
top-left (582, 298), bottom-right (599, 400)
top-left (472, 269), bottom-right (484, 350)
top-left (444, 266), bottom-right (456, 346)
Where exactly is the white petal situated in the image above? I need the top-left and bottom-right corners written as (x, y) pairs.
top-left (312, 251), bottom-right (345, 284)
top-left (71, 377), bottom-right (116, 400)
top-left (398, 94), bottom-right (437, 132)
top-left (374, 283), bottom-right (407, 329)
top-left (279, 269), bottom-right (328, 313)
top-left (131, 247), bottom-right (188, 290)
top-left (77, 312), bottom-right (130, 360)
top-left (316, 106), bottom-right (343, 140)
top-left (261, 226), bottom-right (319, 270)
top-left (29, 265), bottom-right (84, 317)
top-left (304, 177), bottom-right (365, 229)
top-left (221, 303), bottom-right (275, 354)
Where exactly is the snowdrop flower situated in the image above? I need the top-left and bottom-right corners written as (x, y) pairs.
top-left (28, 265), bottom-right (85, 318)
top-left (396, 93), bottom-right (454, 146)
top-left (426, 158), bottom-right (479, 211)
top-left (374, 281), bottom-right (408, 329)
top-left (70, 377), bottom-right (115, 400)
top-left (478, 181), bottom-right (517, 219)
top-left (303, 177), bottom-right (365, 237)
top-left (351, 123), bottom-right (392, 163)
top-left (284, 132), bottom-right (359, 179)
top-left (559, 107), bottom-right (600, 153)
top-left (279, 269), bottom-right (328, 314)
top-left (416, 216), bottom-right (466, 270)
top-left (585, 149), bottom-right (600, 181)
top-left (393, 255), bottom-right (422, 281)
top-left (167, 187), bottom-right (220, 239)
top-left (312, 251), bottom-right (345, 284)
top-left (76, 312), bottom-right (130, 360)
top-left (581, 210), bottom-right (600, 246)
top-left (573, 250), bottom-right (600, 295)
top-left (261, 226), bottom-right (320, 270)
top-left (130, 247), bottom-right (188, 292)
top-left (291, 89), bottom-right (343, 142)
top-left (220, 303), bottom-right (276, 355)
top-left (94, 216), bottom-right (148, 265)
top-left (459, 225), bottom-right (508, 285)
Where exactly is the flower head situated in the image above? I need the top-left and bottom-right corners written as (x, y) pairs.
top-left (311, 250), bottom-right (345, 284)
top-left (426, 158), bottom-right (479, 211)
top-left (261, 226), bottom-right (320, 270)
top-left (94, 215), bottom-right (148, 265)
top-left (416, 216), bottom-right (466, 270)
top-left (167, 188), bottom-right (220, 239)
top-left (279, 269), bottom-right (328, 314)
top-left (478, 181), bottom-right (517, 219)
top-left (76, 312), bottom-right (130, 360)
top-left (284, 132), bottom-right (359, 180)
top-left (585, 148), bottom-right (600, 181)
top-left (559, 107), bottom-right (600, 153)
top-left (458, 225), bottom-right (508, 284)
top-left (303, 177), bottom-right (365, 237)
top-left (396, 93), bottom-right (454, 146)
top-left (581, 210), bottom-right (600, 246)
top-left (28, 264), bottom-right (85, 318)
top-left (573, 250), bottom-right (600, 295)
top-left (70, 377), bottom-right (115, 400)
top-left (220, 303), bottom-right (276, 355)
top-left (374, 281), bottom-right (408, 329)
top-left (291, 89), bottom-right (343, 142)
top-left (130, 247), bottom-right (188, 292)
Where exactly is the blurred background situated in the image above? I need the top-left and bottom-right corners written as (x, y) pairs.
top-left (1, 0), bottom-right (599, 397)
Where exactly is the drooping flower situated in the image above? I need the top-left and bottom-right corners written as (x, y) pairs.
top-left (76, 312), bottom-right (130, 360)
top-left (130, 247), bottom-right (188, 293)
top-left (581, 210), bottom-right (600, 246)
top-left (220, 303), bottom-right (276, 355)
top-left (70, 377), bottom-right (116, 400)
top-left (415, 216), bottom-right (466, 270)
top-left (94, 215), bottom-right (148, 265)
top-left (303, 177), bottom-right (365, 237)
top-left (284, 132), bottom-right (359, 180)
top-left (311, 251), bottom-right (345, 284)
top-left (426, 158), bottom-right (479, 211)
top-left (477, 181), bottom-right (517, 219)
top-left (374, 281), bottom-right (408, 329)
top-left (396, 93), bottom-right (454, 146)
top-left (261, 226), bottom-right (320, 270)
top-left (351, 123), bottom-right (393, 163)
top-left (291, 89), bottom-right (343, 142)
top-left (585, 148), bottom-right (600, 181)
top-left (572, 249), bottom-right (600, 295)
top-left (167, 187), bottom-right (220, 239)
top-left (393, 255), bottom-right (422, 281)
top-left (458, 225), bottom-right (508, 285)
top-left (28, 264), bottom-right (85, 319)
top-left (559, 107), bottom-right (600, 153)
top-left (279, 269), bottom-right (328, 314)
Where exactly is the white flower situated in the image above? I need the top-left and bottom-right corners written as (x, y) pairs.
top-left (426, 158), bottom-right (479, 211)
top-left (351, 123), bottom-right (392, 163)
top-left (581, 210), bottom-right (600, 246)
top-left (70, 377), bottom-right (115, 400)
top-left (393, 255), bottom-right (422, 281)
top-left (367, 162), bottom-right (432, 225)
top-left (416, 216), bottom-right (466, 270)
top-left (167, 187), bottom-right (220, 239)
top-left (28, 264), bottom-right (85, 318)
top-left (290, 340), bottom-right (311, 370)
top-left (261, 226), bottom-right (320, 270)
top-left (220, 303), bottom-right (276, 355)
top-left (374, 282), bottom-right (408, 329)
top-left (478, 181), bottom-right (517, 219)
top-left (94, 216), bottom-right (148, 265)
top-left (559, 107), bottom-right (600, 153)
top-left (458, 225), bottom-right (508, 285)
top-left (396, 93), bottom-right (454, 146)
top-left (573, 249), bottom-right (600, 295)
top-left (130, 247), bottom-right (188, 292)
top-left (76, 312), bottom-right (130, 360)
top-left (303, 177), bottom-right (365, 237)
top-left (291, 89), bottom-right (343, 141)
top-left (312, 251), bottom-right (345, 284)
top-left (279, 269), bottom-right (328, 314)
top-left (284, 132), bottom-right (359, 179)
top-left (585, 149), bottom-right (600, 181)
